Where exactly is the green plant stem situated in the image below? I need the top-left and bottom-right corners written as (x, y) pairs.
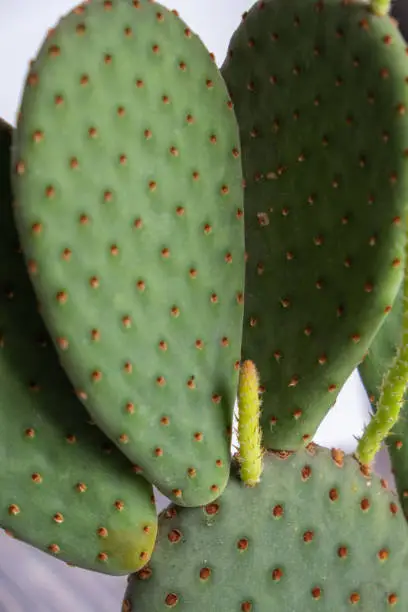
top-left (356, 215), bottom-right (408, 465)
top-left (370, 0), bottom-right (391, 16)
top-left (237, 360), bottom-right (263, 486)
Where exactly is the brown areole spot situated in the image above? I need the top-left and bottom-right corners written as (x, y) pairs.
top-left (200, 567), bottom-right (211, 580)
top-left (48, 544), bottom-right (60, 554)
top-left (311, 587), bottom-right (322, 600)
top-left (390, 502), bottom-right (398, 515)
top-left (165, 593), bottom-right (178, 607)
top-left (204, 502), bottom-right (219, 516)
top-left (303, 530), bottom-right (314, 543)
top-left (360, 498), bottom-right (370, 511)
top-left (97, 527), bottom-right (108, 538)
top-left (168, 529), bottom-right (182, 543)
top-left (237, 537), bottom-right (249, 551)
top-left (331, 448), bottom-right (344, 467)
top-left (272, 504), bottom-right (284, 518)
top-left (338, 546), bottom-right (348, 558)
top-left (378, 548), bottom-right (389, 561)
top-left (137, 567), bottom-right (152, 580)
top-left (329, 488), bottom-right (339, 501)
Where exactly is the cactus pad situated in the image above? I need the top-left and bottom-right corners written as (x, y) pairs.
top-left (125, 445), bottom-right (408, 611)
top-left (221, 0), bottom-right (408, 450)
top-left (12, 0), bottom-right (245, 506)
top-left (0, 119), bottom-right (157, 575)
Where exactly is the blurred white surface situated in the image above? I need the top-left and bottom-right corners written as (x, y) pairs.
top-left (0, 1), bottom-right (398, 611)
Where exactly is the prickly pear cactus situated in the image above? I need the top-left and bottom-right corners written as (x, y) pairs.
top-left (11, 0), bottom-right (245, 507)
top-left (125, 447), bottom-right (408, 611)
top-left (222, 0), bottom-right (408, 450)
top-left (0, 119), bottom-right (157, 575)
top-left (3, 0), bottom-right (408, 606)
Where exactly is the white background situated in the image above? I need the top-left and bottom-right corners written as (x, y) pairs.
top-left (0, 1), bottom-right (394, 611)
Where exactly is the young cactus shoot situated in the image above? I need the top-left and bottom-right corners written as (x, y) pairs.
top-left (357, 214), bottom-right (408, 465)
top-left (371, 0), bottom-right (391, 16)
top-left (237, 360), bottom-right (263, 486)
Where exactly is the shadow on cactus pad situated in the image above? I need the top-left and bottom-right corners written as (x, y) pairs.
top-left (0, 119), bottom-right (157, 575)
top-left (125, 446), bottom-right (408, 611)
top-left (222, 0), bottom-right (408, 450)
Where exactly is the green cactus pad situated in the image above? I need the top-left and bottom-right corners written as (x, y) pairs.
top-left (221, 0), bottom-right (408, 450)
top-left (12, 0), bottom-right (245, 506)
top-left (125, 445), bottom-right (408, 611)
top-left (358, 285), bottom-right (408, 514)
top-left (0, 119), bottom-right (157, 575)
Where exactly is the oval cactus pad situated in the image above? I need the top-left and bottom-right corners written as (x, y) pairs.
top-left (12, 0), bottom-right (245, 506)
top-left (125, 446), bottom-right (408, 611)
top-left (222, 0), bottom-right (408, 449)
top-left (0, 119), bottom-right (157, 575)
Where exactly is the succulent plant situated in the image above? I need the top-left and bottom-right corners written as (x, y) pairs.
top-left (1, 0), bottom-right (408, 609)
